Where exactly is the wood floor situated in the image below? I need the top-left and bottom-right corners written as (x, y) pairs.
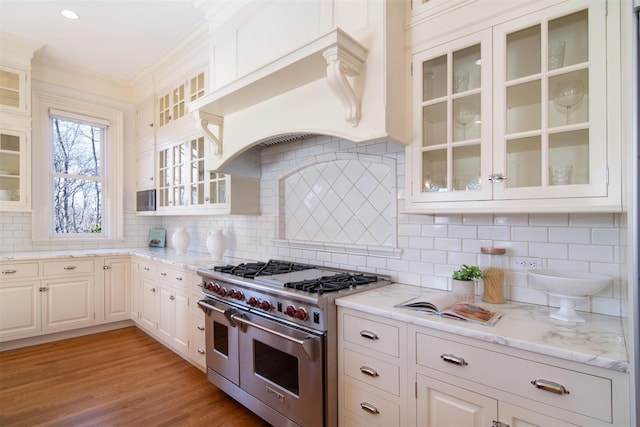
top-left (0, 326), bottom-right (271, 427)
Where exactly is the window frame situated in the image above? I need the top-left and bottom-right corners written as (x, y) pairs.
top-left (32, 91), bottom-right (124, 242)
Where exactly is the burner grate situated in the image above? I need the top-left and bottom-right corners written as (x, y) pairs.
top-left (285, 273), bottom-right (378, 294)
top-left (213, 260), bottom-right (314, 279)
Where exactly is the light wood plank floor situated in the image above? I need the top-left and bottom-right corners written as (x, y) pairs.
top-left (0, 326), bottom-right (271, 426)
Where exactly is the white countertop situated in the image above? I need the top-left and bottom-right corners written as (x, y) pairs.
top-left (336, 283), bottom-right (629, 373)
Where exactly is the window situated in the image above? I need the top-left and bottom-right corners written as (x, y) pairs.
top-left (32, 92), bottom-right (124, 242)
top-left (51, 115), bottom-right (105, 235)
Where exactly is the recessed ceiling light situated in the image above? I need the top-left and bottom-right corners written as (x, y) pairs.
top-left (60, 9), bottom-right (79, 20)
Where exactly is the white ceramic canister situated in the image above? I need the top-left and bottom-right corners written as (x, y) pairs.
top-left (206, 230), bottom-right (227, 260)
top-left (172, 227), bottom-right (191, 254)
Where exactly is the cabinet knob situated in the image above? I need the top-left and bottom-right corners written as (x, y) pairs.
top-left (487, 173), bottom-right (508, 183)
top-left (197, 349), bottom-right (205, 354)
top-left (530, 378), bottom-right (570, 395)
top-left (103, 265), bottom-right (110, 270)
top-left (151, 287), bottom-right (156, 293)
top-left (170, 295), bottom-right (175, 301)
top-left (197, 324), bottom-right (205, 331)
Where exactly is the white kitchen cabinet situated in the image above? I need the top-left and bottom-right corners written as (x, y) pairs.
top-left (406, 0), bottom-right (621, 213)
top-left (131, 258), bottom-right (198, 361)
top-left (135, 144), bottom-right (155, 191)
top-left (189, 279), bottom-right (206, 371)
top-left (411, 326), bottom-right (628, 427)
top-left (0, 65), bottom-right (27, 114)
top-left (157, 70), bottom-right (205, 130)
top-left (0, 126), bottom-right (30, 211)
top-left (338, 308), bottom-right (408, 426)
top-left (157, 134), bottom-right (260, 215)
top-left (40, 275), bottom-right (95, 332)
top-left (136, 98), bottom-right (155, 139)
top-left (0, 262), bottom-right (40, 339)
top-left (101, 256), bottom-right (130, 323)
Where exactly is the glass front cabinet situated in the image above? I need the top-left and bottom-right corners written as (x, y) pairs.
top-left (407, 1), bottom-right (618, 212)
top-left (156, 134), bottom-right (260, 215)
top-left (0, 128), bottom-right (29, 211)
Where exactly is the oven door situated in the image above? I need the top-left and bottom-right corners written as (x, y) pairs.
top-left (231, 311), bottom-right (325, 427)
top-left (197, 298), bottom-right (241, 385)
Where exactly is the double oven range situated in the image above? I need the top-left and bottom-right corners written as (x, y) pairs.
top-left (196, 260), bottom-right (390, 427)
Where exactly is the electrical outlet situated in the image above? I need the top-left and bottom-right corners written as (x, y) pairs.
top-left (511, 257), bottom-right (542, 270)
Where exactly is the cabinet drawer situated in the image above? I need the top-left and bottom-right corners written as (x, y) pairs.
top-left (344, 348), bottom-right (400, 396)
top-left (156, 265), bottom-right (188, 287)
top-left (136, 260), bottom-right (156, 276)
top-left (0, 262), bottom-right (39, 279)
top-left (343, 380), bottom-right (399, 427)
top-left (416, 332), bottom-right (612, 423)
top-left (43, 259), bottom-right (94, 276)
top-left (343, 313), bottom-right (399, 357)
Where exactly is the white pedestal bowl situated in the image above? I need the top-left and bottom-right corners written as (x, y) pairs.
top-left (528, 269), bottom-right (612, 323)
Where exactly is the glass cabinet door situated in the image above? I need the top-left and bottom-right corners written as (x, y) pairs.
top-left (0, 66), bottom-right (26, 113)
top-left (412, 30), bottom-right (492, 202)
top-left (0, 129), bottom-right (28, 210)
top-left (493, 1), bottom-right (607, 199)
top-left (189, 136), bottom-right (206, 206)
top-left (157, 147), bottom-right (170, 208)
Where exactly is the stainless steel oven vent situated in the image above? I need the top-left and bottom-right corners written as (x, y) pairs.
top-left (259, 133), bottom-right (313, 147)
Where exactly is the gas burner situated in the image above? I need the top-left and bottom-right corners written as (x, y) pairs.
top-left (213, 259), bottom-right (314, 278)
top-left (284, 273), bottom-right (379, 294)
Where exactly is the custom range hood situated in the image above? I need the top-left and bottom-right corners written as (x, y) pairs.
top-left (188, 0), bottom-right (408, 177)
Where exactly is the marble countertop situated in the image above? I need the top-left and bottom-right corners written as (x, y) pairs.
top-left (336, 283), bottom-right (629, 373)
top-left (0, 248), bottom-right (221, 272)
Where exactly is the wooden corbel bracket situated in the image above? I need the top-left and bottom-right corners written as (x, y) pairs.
top-left (194, 110), bottom-right (224, 157)
top-left (323, 44), bottom-right (366, 127)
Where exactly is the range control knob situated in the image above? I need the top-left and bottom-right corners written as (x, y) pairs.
top-left (217, 287), bottom-right (227, 297)
top-left (294, 307), bottom-right (308, 321)
top-left (228, 289), bottom-right (244, 300)
top-left (258, 300), bottom-right (272, 311)
top-left (247, 297), bottom-right (259, 307)
top-left (284, 305), bottom-right (296, 317)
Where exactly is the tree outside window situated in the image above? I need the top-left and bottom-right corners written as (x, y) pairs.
top-left (51, 116), bottom-right (105, 235)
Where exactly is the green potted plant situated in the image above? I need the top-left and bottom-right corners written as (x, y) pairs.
top-left (452, 264), bottom-right (485, 302)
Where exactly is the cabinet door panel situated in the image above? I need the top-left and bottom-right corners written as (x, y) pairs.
top-left (104, 258), bottom-right (130, 322)
top-left (417, 374), bottom-right (497, 427)
top-left (492, 1), bottom-right (607, 200)
top-left (140, 277), bottom-right (158, 329)
top-left (42, 277), bottom-right (94, 331)
top-left (499, 401), bottom-right (579, 427)
top-left (0, 281), bottom-right (40, 338)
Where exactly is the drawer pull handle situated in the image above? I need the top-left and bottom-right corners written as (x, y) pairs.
top-left (360, 366), bottom-right (379, 377)
top-left (359, 330), bottom-right (379, 340)
top-left (176, 276), bottom-right (183, 281)
top-left (197, 324), bottom-right (205, 331)
top-left (359, 402), bottom-right (380, 415)
top-left (161, 272), bottom-right (167, 276)
top-left (64, 266), bottom-right (77, 270)
top-left (530, 378), bottom-right (570, 395)
top-left (39, 287), bottom-right (49, 292)
top-left (144, 267), bottom-right (150, 271)
top-left (197, 349), bottom-right (205, 354)
top-left (440, 353), bottom-right (468, 366)
top-left (2, 269), bottom-right (17, 274)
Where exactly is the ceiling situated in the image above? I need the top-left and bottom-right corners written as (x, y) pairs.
top-left (0, 0), bottom-right (206, 82)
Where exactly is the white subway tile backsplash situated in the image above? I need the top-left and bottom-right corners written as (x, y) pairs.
top-left (569, 244), bottom-right (614, 262)
top-left (477, 226), bottom-right (510, 240)
top-left (529, 242), bottom-right (569, 259)
top-left (591, 228), bottom-right (620, 245)
top-left (548, 227), bottom-right (591, 243)
top-left (512, 226), bottom-right (549, 242)
top-left (529, 213), bottom-right (569, 226)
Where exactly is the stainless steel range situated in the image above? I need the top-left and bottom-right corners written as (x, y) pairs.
top-left (196, 260), bottom-right (390, 427)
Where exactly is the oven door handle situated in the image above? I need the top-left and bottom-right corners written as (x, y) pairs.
top-left (230, 313), bottom-right (319, 361)
top-left (197, 300), bottom-right (239, 327)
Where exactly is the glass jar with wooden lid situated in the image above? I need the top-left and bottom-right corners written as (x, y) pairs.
top-left (480, 247), bottom-right (506, 303)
